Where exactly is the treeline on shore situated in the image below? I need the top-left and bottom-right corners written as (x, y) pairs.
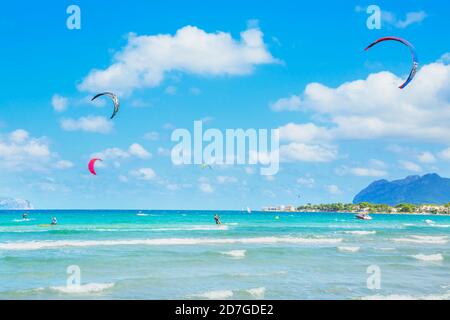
top-left (297, 202), bottom-right (450, 214)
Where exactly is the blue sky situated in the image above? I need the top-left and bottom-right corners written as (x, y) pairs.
top-left (0, 0), bottom-right (449, 209)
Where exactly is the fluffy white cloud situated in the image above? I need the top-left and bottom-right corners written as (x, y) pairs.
top-left (417, 151), bottom-right (436, 164)
top-left (61, 116), bottom-right (113, 134)
top-left (274, 57), bottom-right (450, 143)
top-left (92, 143), bottom-right (151, 161)
top-left (51, 94), bottom-right (68, 112)
top-left (439, 147), bottom-right (450, 161)
top-left (271, 95), bottom-right (301, 112)
top-left (130, 168), bottom-right (156, 181)
top-left (350, 167), bottom-right (387, 177)
top-left (280, 143), bottom-right (337, 162)
top-left (79, 25), bottom-right (278, 95)
top-left (55, 160), bottom-right (74, 169)
top-left (0, 129), bottom-right (72, 172)
top-left (128, 143), bottom-right (152, 159)
top-left (399, 160), bottom-right (422, 172)
top-left (9, 129), bottom-right (29, 143)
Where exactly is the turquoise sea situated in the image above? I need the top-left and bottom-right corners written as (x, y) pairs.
top-left (0, 210), bottom-right (449, 300)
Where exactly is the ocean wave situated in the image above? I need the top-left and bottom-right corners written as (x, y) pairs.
top-left (393, 235), bottom-right (448, 244)
top-left (49, 283), bottom-right (115, 294)
top-left (361, 291), bottom-right (450, 300)
top-left (0, 236), bottom-right (343, 251)
top-left (152, 225), bottom-right (229, 231)
top-left (190, 290), bottom-right (234, 300)
top-left (245, 287), bottom-right (266, 298)
top-left (220, 250), bottom-right (246, 258)
top-left (337, 246), bottom-right (360, 253)
top-left (343, 231), bottom-right (376, 235)
top-left (411, 253), bottom-right (444, 262)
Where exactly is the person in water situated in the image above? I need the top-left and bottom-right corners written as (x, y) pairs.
top-left (51, 217), bottom-right (58, 225)
top-left (214, 214), bottom-right (222, 225)
top-left (22, 212), bottom-right (28, 220)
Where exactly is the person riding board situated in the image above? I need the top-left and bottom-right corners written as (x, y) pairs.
top-left (214, 214), bottom-right (222, 225)
top-left (51, 217), bottom-right (58, 225)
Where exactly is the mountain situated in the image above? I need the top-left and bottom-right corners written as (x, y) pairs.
top-left (0, 197), bottom-right (33, 210)
top-left (353, 173), bottom-right (450, 205)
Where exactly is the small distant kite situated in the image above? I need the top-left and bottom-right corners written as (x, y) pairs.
top-left (200, 164), bottom-right (213, 170)
top-left (365, 36), bottom-right (419, 89)
top-left (88, 158), bottom-right (102, 176)
top-left (91, 92), bottom-right (120, 119)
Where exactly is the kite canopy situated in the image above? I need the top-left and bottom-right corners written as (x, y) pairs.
top-left (365, 36), bottom-right (419, 89)
top-left (91, 92), bottom-right (120, 119)
top-left (88, 158), bottom-right (102, 176)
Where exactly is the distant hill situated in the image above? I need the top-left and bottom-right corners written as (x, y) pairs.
top-left (0, 197), bottom-right (33, 210)
top-left (353, 173), bottom-right (450, 205)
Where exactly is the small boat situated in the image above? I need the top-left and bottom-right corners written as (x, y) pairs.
top-left (355, 213), bottom-right (372, 220)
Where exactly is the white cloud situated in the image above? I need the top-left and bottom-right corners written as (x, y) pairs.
top-left (128, 143), bottom-right (151, 159)
top-left (130, 167), bottom-right (156, 181)
top-left (280, 143), bottom-right (337, 162)
top-left (51, 94), bottom-right (68, 112)
top-left (325, 184), bottom-right (342, 195)
top-left (382, 10), bottom-right (427, 29)
top-left (93, 143), bottom-right (151, 162)
top-left (399, 160), bottom-right (422, 172)
top-left (439, 147), bottom-right (450, 160)
top-left (271, 95), bottom-right (301, 112)
top-left (279, 123), bottom-right (332, 143)
top-left (9, 129), bottom-right (29, 143)
top-left (0, 129), bottom-right (62, 171)
top-left (350, 167), bottom-right (387, 177)
top-left (78, 25), bottom-right (278, 95)
top-left (199, 182), bottom-right (214, 193)
top-left (417, 151), bottom-right (436, 164)
top-left (55, 160), bottom-right (74, 169)
top-left (274, 58), bottom-right (450, 143)
top-left (61, 116), bottom-right (113, 134)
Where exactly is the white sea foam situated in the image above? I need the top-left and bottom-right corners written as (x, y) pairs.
top-left (152, 225), bottom-right (229, 231)
top-left (337, 246), bottom-right (360, 253)
top-left (362, 291), bottom-right (450, 300)
top-left (136, 213), bottom-right (149, 216)
top-left (411, 253), bottom-right (444, 262)
top-left (49, 283), bottom-right (114, 294)
top-left (220, 250), bottom-right (246, 258)
top-left (425, 219), bottom-right (434, 225)
top-left (393, 235), bottom-right (448, 244)
top-left (343, 231), bottom-right (376, 235)
top-left (0, 236), bottom-right (343, 251)
top-left (191, 290), bottom-right (234, 300)
top-left (246, 287), bottom-right (266, 298)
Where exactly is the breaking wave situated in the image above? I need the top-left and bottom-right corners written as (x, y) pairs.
top-left (0, 236), bottom-right (343, 251)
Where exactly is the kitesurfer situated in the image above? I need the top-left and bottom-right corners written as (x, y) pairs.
top-left (214, 214), bottom-right (222, 225)
top-left (51, 217), bottom-right (58, 225)
top-left (22, 212), bottom-right (28, 220)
